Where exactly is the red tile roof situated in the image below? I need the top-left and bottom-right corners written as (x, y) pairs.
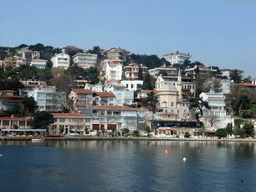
top-left (138, 90), bottom-right (158, 94)
top-left (94, 92), bottom-right (116, 97)
top-left (220, 69), bottom-right (244, 72)
top-left (105, 79), bottom-right (121, 84)
top-left (63, 46), bottom-right (83, 50)
top-left (87, 106), bottom-right (138, 110)
top-left (237, 83), bottom-right (256, 87)
top-left (52, 113), bottom-right (91, 118)
top-left (0, 117), bottom-right (29, 121)
top-left (72, 89), bottom-right (92, 94)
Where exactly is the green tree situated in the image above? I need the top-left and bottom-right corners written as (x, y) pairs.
top-left (144, 91), bottom-right (159, 112)
top-left (46, 60), bottom-right (53, 68)
top-left (235, 129), bottom-right (245, 138)
top-left (215, 129), bottom-right (227, 137)
top-left (184, 132), bottom-right (191, 138)
top-left (22, 96), bottom-right (38, 117)
top-left (138, 66), bottom-right (143, 80)
top-left (243, 123), bottom-right (254, 137)
top-left (189, 97), bottom-right (210, 116)
top-left (10, 103), bottom-right (22, 117)
top-left (231, 95), bottom-right (251, 115)
top-left (64, 64), bottom-right (86, 79)
top-left (230, 70), bottom-right (242, 84)
top-left (145, 126), bottom-right (151, 135)
top-left (122, 128), bottom-right (129, 136)
top-left (31, 111), bottom-right (54, 130)
top-left (141, 72), bottom-right (153, 90)
top-left (86, 67), bottom-right (100, 84)
top-left (225, 123), bottom-right (233, 134)
top-left (133, 130), bottom-right (139, 137)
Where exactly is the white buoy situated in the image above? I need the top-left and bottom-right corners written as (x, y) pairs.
top-left (183, 157), bottom-right (186, 161)
top-left (0, 154), bottom-right (2, 156)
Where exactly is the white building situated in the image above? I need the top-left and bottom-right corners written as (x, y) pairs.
top-left (137, 90), bottom-right (158, 99)
top-left (81, 106), bottom-right (140, 132)
top-left (51, 52), bottom-right (70, 69)
top-left (93, 92), bottom-right (116, 106)
top-left (69, 89), bottom-right (93, 112)
top-left (103, 60), bottom-right (123, 81)
top-left (251, 77), bottom-right (256, 85)
top-left (50, 113), bottom-right (92, 135)
top-left (123, 63), bottom-right (148, 80)
top-left (220, 69), bottom-right (244, 80)
top-left (163, 51), bottom-right (191, 65)
top-left (121, 80), bottom-right (143, 91)
top-left (84, 83), bottom-right (103, 92)
top-left (30, 59), bottom-right (47, 69)
top-left (149, 65), bottom-right (177, 78)
top-left (200, 92), bottom-right (227, 117)
top-left (25, 84), bottom-right (66, 112)
top-left (104, 80), bottom-right (134, 106)
top-left (73, 52), bottom-right (97, 68)
top-left (0, 60), bottom-right (2, 67)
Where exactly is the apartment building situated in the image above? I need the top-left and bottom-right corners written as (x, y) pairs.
top-left (123, 63), bottom-right (148, 80)
top-left (49, 113), bottom-right (92, 135)
top-left (51, 52), bottom-right (70, 69)
top-left (73, 52), bottom-right (97, 68)
top-left (69, 89), bottom-right (93, 112)
top-left (81, 106), bottom-right (140, 132)
top-left (163, 51), bottom-right (191, 65)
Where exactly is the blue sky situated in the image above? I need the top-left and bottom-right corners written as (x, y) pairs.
top-left (0, 0), bottom-right (255, 77)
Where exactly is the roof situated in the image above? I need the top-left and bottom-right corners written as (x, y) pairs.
top-left (87, 106), bottom-right (138, 111)
top-left (94, 92), bottom-right (116, 97)
top-left (31, 59), bottom-right (47, 62)
top-left (162, 76), bottom-right (191, 80)
top-left (156, 66), bottom-right (176, 69)
top-left (138, 90), bottom-right (158, 94)
top-left (220, 69), bottom-right (244, 72)
top-left (63, 46), bottom-right (83, 50)
top-left (251, 77), bottom-right (256, 80)
top-left (105, 79), bottom-right (121, 84)
top-left (72, 89), bottom-right (93, 94)
top-left (108, 61), bottom-right (121, 66)
top-left (52, 113), bottom-right (91, 118)
top-left (198, 66), bottom-right (212, 70)
top-left (0, 117), bottom-right (29, 121)
top-left (237, 83), bottom-right (256, 87)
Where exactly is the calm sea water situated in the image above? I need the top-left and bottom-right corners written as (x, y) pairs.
top-left (0, 140), bottom-right (255, 192)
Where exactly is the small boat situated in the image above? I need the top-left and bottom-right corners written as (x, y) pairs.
top-left (31, 138), bottom-right (45, 142)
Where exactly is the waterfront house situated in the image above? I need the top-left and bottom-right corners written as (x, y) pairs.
top-left (81, 106), bottom-right (140, 134)
top-left (49, 113), bottom-right (92, 135)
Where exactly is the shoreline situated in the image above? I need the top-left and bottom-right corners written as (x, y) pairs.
top-left (1, 136), bottom-right (256, 142)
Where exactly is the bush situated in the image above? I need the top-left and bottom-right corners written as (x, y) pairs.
top-left (243, 123), bottom-right (254, 137)
top-left (215, 129), bottom-right (227, 137)
top-left (225, 123), bottom-right (233, 134)
top-left (133, 130), bottom-right (139, 137)
top-left (184, 132), bottom-right (191, 138)
top-left (235, 129), bottom-right (245, 138)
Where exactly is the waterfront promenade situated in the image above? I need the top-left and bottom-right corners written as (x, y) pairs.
top-left (1, 136), bottom-right (256, 142)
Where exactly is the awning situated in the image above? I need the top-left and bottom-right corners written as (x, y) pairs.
top-left (1, 129), bottom-right (46, 132)
top-left (158, 127), bottom-right (171, 130)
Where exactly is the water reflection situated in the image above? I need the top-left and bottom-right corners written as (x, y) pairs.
top-left (1, 140), bottom-right (256, 191)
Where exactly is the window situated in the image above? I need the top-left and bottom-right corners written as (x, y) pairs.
top-left (107, 111), bottom-right (112, 115)
top-left (60, 118), bottom-right (65, 122)
top-left (69, 119), bottom-right (74, 122)
top-left (126, 84), bottom-right (128, 88)
top-left (171, 102), bottom-right (174, 107)
top-left (131, 84), bottom-right (133, 88)
top-left (85, 119), bottom-right (91, 122)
